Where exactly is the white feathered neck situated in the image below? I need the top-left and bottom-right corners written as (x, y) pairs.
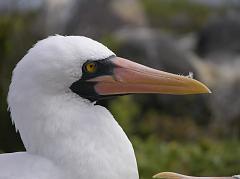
top-left (7, 35), bottom-right (138, 179)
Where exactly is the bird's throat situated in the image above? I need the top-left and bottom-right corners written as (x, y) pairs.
top-left (18, 94), bottom-right (139, 179)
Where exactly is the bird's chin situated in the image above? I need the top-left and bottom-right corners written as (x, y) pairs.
top-left (69, 80), bottom-right (125, 102)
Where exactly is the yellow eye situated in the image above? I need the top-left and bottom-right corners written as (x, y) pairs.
top-left (85, 62), bottom-right (97, 73)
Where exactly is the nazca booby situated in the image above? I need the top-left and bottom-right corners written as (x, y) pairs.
top-left (2, 35), bottom-right (211, 179)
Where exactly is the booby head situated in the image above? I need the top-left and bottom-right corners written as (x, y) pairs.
top-left (10, 35), bottom-right (209, 104)
top-left (6, 35), bottom-right (211, 179)
top-left (9, 35), bottom-right (210, 104)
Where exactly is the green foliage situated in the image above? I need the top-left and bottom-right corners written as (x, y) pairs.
top-left (100, 35), bottom-right (122, 53)
top-left (141, 0), bottom-right (211, 33)
top-left (107, 95), bottom-right (240, 178)
top-left (133, 137), bottom-right (240, 179)
top-left (0, 13), bottom-right (39, 152)
top-left (109, 96), bottom-right (140, 134)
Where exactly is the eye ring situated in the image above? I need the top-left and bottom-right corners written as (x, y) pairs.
top-left (84, 62), bottom-right (97, 73)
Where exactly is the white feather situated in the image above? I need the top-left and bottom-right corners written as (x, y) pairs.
top-left (4, 35), bottom-right (138, 179)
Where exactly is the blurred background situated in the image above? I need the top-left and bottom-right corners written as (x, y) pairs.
top-left (0, 0), bottom-right (240, 178)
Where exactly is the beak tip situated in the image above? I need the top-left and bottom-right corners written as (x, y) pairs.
top-left (201, 84), bottom-right (212, 94)
top-left (200, 85), bottom-right (211, 94)
top-left (192, 79), bottom-right (211, 94)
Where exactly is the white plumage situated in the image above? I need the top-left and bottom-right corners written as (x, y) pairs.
top-left (4, 36), bottom-right (138, 179)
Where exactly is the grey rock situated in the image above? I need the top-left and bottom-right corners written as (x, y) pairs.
top-left (196, 13), bottom-right (240, 60)
top-left (42, 0), bottom-right (147, 38)
top-left (115, 28), bottom-right (195, 74)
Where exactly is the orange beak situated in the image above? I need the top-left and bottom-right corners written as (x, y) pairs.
top-left (88, 57), bottom-right (211, 96)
